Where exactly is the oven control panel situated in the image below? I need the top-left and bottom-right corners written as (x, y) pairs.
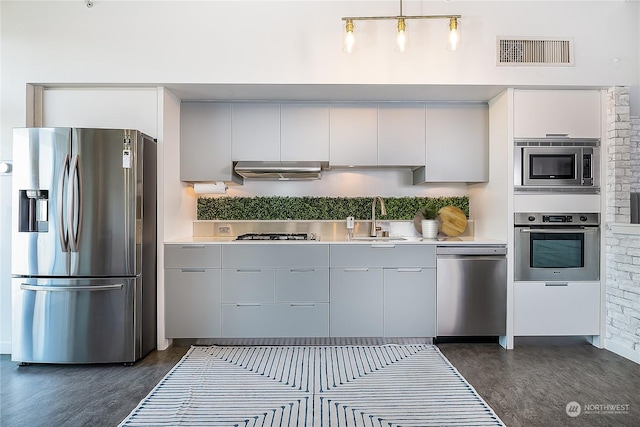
top-left (515, 212), bottom-right (600, 226)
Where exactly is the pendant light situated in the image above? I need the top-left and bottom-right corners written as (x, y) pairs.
top-left (341, 0), bottom-right (460, 54)
top-left (448, 17), bottom-right (459, 51)
top-left (343, 19), bottom-right (356, 54)
top-left (396, 18), bottom-right (407, 53)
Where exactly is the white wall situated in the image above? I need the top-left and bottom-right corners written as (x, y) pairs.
top-left (1, 0), bottom-right (639, 354)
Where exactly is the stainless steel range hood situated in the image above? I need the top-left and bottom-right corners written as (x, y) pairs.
top-left (234, 161), bottom-right (326, 180)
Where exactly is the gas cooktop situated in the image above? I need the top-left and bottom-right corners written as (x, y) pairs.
top-left (234, 233), bottom-right (317, 241)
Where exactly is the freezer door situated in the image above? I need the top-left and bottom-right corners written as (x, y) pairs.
top-left (11, 277), bottom-right (136, 364)
top-left (70, 129), bottom-right (139, 277)
top-left (12, 128), bottom-right (72, 277)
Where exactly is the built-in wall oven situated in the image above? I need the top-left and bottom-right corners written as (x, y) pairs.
top-left (514, 212), bottom-right (600, 282)
top-left (514, 138), bottom-right (600, 193)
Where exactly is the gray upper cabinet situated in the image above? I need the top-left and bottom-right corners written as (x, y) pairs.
top-left (280, 103), bottom-right (330, 161)
top-left (377, 103), bottom-right (426, 166)
top-left (413, 103), bottom-right (489, 183)
top-left (231, 103), bottom-right (281, 161)
top-left (329, 104), bottom-right (378, 166)
top-left (180, 102), bottom-right (236, 182)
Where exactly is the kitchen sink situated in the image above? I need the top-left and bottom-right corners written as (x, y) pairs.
top-left (348, 236), bottom-right (407, 242)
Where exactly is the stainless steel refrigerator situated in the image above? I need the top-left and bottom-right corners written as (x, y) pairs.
top-left (11, 128), bottom-right (157, 364)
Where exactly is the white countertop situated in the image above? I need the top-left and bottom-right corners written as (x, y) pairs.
top-left (166, 235), bottom-right (506, 245)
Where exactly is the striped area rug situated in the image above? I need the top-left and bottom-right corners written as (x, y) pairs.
top-left (119, 344), bottom-right (505, 426)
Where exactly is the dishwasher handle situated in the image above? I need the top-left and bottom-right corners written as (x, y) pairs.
top-left (436, 246), bottom-right (507, 256)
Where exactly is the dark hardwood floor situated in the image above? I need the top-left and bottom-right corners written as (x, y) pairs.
top-left (1, 342), bottom-right (638, 427)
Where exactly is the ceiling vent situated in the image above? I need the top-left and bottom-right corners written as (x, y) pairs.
top-left (497, 37), bottom-right (574, 66)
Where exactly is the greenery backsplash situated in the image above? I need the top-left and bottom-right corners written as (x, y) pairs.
top-left (197, 196), bottom-right (469, 221)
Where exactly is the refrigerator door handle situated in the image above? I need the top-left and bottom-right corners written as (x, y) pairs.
top-left (58, 154), bottom-right (71, 252)
top-left (20, 283), bottom-right (124, 292)
top-left (69, 155), bottom-right (83, 252)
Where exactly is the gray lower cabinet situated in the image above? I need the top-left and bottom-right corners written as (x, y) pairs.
top-left (384, 268), bottom-right (436, 337)
top-left (330, 268), bottom-right (384, 337)
top-left (164, 244), bottom-right (222, 338)
top-left (330, 245), bottom-right (436, 337)
top-left (164, 243), bottom-right (436, 339)
top-left (221, 244), bottom-right (330, 338)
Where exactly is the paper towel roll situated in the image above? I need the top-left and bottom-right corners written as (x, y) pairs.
top-left (193, 182), bottom-right (227, 195)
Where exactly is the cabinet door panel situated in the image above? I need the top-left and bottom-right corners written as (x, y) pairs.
top-left (384, 268), bottom-right (436, 337)
top-left (424, 104), bottom-right (488, 182)
top-left (180, 103), bottom-right (232, 182)
top-left (329, 104), bottom-right (378, 166)
top-left (330, 268), bottom-right (383, 337)
top-left (222, 269), bottom-right (275, 303)
top-left (223, 244), bottom-right (329, 269)
top-left (165, 269), bottom-right (221, 338)
top-left (231, 103), bottom-right (280, 161)
top-left (165, 244), bottom-right (221, 268)
top-left (378, 104), bottom-right (425, 166)
top-left (330, 245), bottom-right (435, 268)
top-left (514, 90), bottom-right (601, 138)
top-left (281, 104), bottom-right (330, 161)
top-left (513, 281), bottom-right (600, 335)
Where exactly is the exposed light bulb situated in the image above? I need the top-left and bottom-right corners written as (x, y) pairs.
top-left (448, 17), bottom-right (459, 51)
top-left (343, 19), bottom-right (356, 54)
top-left (396, 18), bottom-right (407, 53)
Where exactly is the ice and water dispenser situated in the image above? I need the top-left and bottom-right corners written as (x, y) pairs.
top-left (18, 189), bottom-right (49, 232)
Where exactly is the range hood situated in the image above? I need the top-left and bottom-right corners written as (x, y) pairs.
top-left (234, 161), bottom-right (326, 180)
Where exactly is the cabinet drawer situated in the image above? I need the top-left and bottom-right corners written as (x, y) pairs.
top-left (514, 281), bottom-right (600, 336)
top-left (165, 244), bottom-right (221, 268)
top-left (330, 245), bottom-right (435, 268)
top-left (221, 303), bottom-right (329, 338)
top-left (165, 268), bottom-right (221, 338)
top-left (221, 303), bottom-right (279, 337)
top-left (223, 244), bottom-right (329, 268)
top-left (222, 269), bottom-right (275, 303)
top-left (278, 303), bottom-right (329, 337)
top-left (276, 268), bottom-right (329, 302)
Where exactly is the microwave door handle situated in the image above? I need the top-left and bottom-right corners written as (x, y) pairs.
top-left (58, 154), bottom-right (70, 252)
top-left (519, 228), bottom-right (597, 233)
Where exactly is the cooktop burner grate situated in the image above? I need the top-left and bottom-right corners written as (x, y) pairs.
top-left (235, 233), bottom-right (314, 241)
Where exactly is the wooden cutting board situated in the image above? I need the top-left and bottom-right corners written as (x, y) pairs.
top-left (438, 206), bottom-right (467, 237)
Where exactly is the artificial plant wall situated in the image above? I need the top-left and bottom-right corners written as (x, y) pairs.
top-left (197, 196), bottom-right (468, 221)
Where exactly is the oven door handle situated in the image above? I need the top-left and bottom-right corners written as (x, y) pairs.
top-left (518, 228), bottom-right (597, 234)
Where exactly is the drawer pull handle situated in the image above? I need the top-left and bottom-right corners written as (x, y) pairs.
top-left (290, 268), bottom-right (315, 273)
top-left (180, 245), bottom-right (206, 249)
top-left (397, 268), bottom-right (422, 273)
top-left (371, 244), bottom-right (396, 248)
top-left (290, 303), bottom-right (316, 307)
top-left (236, 269), bottom-right (261, 273)
top-left (236, 303), bottom-right (262, 307)
top-left (181, 268), bottom-right (206, 273)
top-left (545, 282), bottom-right (569, 287)
top-left (344, 268), bottom-right (369, 272)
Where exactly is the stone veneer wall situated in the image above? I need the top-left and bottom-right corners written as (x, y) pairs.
top-left (632, 117), bottom-right (640, 192)
top-left (605, 86), bottom-right (640, 363)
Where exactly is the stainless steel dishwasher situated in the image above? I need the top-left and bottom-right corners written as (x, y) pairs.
top-left (436, 246), bottom-right (507, 336)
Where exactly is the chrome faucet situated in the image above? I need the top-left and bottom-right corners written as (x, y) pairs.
top-left (370, 196), bottom-right (387, 237)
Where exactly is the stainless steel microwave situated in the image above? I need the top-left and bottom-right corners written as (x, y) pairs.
top-left (514, 138), bottom-right (600, 193)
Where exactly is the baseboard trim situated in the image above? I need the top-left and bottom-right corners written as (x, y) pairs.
top-left (605, 340), bottom-right (640, 364)
top-left (0, 341), bottom-right (12, 355)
